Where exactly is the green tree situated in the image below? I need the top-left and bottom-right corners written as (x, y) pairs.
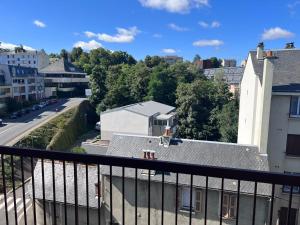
top-left (70, 47), bottom-right (83, 62)
top-left (60, 49), bottom-right (69, 60)
top-left (89, 65), bottom-right (107, 106)
top-left (193, 54), bottom-right (201, 63)
top-left (217, 98), bottom-right (239, 142)
top-left (146, 65), bottom-right (176, 105)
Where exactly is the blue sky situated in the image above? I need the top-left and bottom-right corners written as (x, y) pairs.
top-left (1, 0), bottom-right (300, 62)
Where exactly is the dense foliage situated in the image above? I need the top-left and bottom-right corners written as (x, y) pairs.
top-left (62, 47), bottom-right (239, 142)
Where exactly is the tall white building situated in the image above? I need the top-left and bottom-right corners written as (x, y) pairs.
top-left (0, 48), bottom-right (50, 69)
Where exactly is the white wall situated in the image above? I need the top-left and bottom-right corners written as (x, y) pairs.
top-left (238, 54), bottom-right (261, 145)
top-left (101, 110), bottom-right (149, 140)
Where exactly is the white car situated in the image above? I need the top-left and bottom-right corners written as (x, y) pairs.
top-left (95, 121), bottom-right (101, 131)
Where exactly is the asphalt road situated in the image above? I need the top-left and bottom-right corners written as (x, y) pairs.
top-left (0, 98), bottom-right (85, 146)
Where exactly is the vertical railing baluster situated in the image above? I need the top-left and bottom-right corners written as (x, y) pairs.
top-left (219, 178), bottom-right (224, 225)
top-left (135, 168), bottom-right (138, 225)
top-left (148, 169), bottom-right (151, 225)
top-left (236, 180), bottom-right (240, 225)
top-left (31, 157), bottom-right (37, 225)
top-left (270, 184), bottom-right (275, 225)
top-left (52, 160), bottom-right (57, 225)
top-left (287, 185), bottom-right (293, 225)
top-left (205, 176), bottom-right (208, 225)
top-left (122, 167), bottom-right (125, 225)
top-left (109, 165), bottom-right (112, 225)
top-left (269, 184), bottom-right (275, 225)
top-left (161, 173), bottom-right (165, 225)
top-left (98, 164), bottom-right (101, 225)
top-left (11, 155), bottom-right (18, 225)
top-left (63, 161), bottom-right (67, 225)
top-left (21, 156), bottom-right (27, 225)
top-left (252, 182), bottom-right (257, 225)
top-left (1, 154), bottom-right (9, 225)
top-left (74, 162), bottom-right (78, 225)
top-left (175, 173), bottom-right (178, 225)
top-left (86, 164), bottom-right (89, 225)
top-left (189, 174), bottom-right (193, 225)
top-left (41, 159), bottom-right (47, 225)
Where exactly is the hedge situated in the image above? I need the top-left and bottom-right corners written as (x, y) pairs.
top-left (47, 100), bottom-right (98, 151)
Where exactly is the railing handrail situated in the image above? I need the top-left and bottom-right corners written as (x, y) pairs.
top-left (1, 145), bottom-right (300, 186)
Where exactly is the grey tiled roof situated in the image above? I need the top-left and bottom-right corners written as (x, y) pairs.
top-left (203, 67), bottom-right (244, 85)
top-left (249, 49), bottom-right (300, 90)
top-left (29, 161), bottom-right (100, 208)
top-left (102, 134), bottom-right (271, 196)
top-left (39, 58), bottom-right (85, 75)
top-left (101, 100), bottom-right (175, 117)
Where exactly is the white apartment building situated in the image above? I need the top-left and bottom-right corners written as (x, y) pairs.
top-left (0, 64), bottom-right (44, 101)
top-left (0, 48), bottom-right (50, 70)
top-left (238, 43), bottom-right (300, 225)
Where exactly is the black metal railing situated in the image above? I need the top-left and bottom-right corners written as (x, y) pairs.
top-left (0, 145), bottom-right (300, 225)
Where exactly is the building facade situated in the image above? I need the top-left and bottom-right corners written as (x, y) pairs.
top-left (39, 58), bottom-right (88, 98)
top-left (100, 101), bottom-right (177, 141)
top-left (238, 44), bottom-right (300, 225)
top-left (0, 64), bottom-right (44, 101)
top-left (0, 48), bottom-right (50, 69)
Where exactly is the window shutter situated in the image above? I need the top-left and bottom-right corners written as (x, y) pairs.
top-left (195, 189), bottom-right (202, 212)
top-left (222, 194), bottom-right (229, 218)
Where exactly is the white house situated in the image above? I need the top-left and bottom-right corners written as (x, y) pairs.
top-left (238, 43), bottom-right (300, 225)
top-left (100, 101), bottom-right (177, 141)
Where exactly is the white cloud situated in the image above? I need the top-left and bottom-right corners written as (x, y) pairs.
top-left (139, 0), bottom-right (209, 13)
top-left (84, 31), bottom-right (97, 38)
top-left (0, 41), bottom-right (35, 51)
top-left (168, 23), bottom-right (189, 32)
top-left (288, 1), bottom-right (300, 15)
top-left (153, 33), bottom-right (163, 38)
top-left (193, 39), bottom-right (224, 47)
top-left (199, 21), bottom-right (209, 28)
top-left (199, 20), bottom-right (220, 28)
top-left (97, 27), bottom-right (140, 43)
top-left (162, 48), bottom-right (176, 54)
top-left (33, 20), bottom-right (46, 28)
top-left (211, 21), bottom-right (221, 28)
top-left (73, 40), bottom-right (102, 50)
top-left (261, 27), bottom-right (295, 40)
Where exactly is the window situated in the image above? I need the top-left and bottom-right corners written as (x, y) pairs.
top-left (290, 96), bottom-right (300, 117)
top-left (283, 172), bottom-right (300, 194)
top-left (95, 183), bottom-right (101, 197)
top-left (154, 119), bottom-right (168, 126)
top-left (179, 187), bottom-right (202, 212)
top-left (286, 134), bottom-right (300, 156)
top-left (222, 194), bottom-right (237, 219)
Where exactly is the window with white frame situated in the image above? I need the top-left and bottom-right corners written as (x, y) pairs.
top-left (290, 96), bottom-right (300, 117)
top-left (222, 193), bottom-right (237, 219)
top-left (283, 172), bottom-right (300, 194)
top-left (179, 187), bottom-right (202, 212)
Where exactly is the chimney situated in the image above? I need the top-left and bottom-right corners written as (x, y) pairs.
top-left (159, 126), bottom-right (173, 147)
top-left (285, 42), bottom-right (295, 49)
top-left (256, 42), bottom-right (264, 60)
top-left (256, 52), bottom-right (277, 154)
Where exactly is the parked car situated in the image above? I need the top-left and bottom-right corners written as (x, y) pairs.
top-left (10, 112), bottom-right (18, 119)
top-left (0, 118), bottom-right (3, 126)
top-left (50, 99), bottom-right (58, 104)
top-left (32, 105), bottom-right (39, 111)
top-left (38, 102), bottom-right (46, 108)
top-left (95, 121), bottom-right (101, 131)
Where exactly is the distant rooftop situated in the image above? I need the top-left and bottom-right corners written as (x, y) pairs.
top-left (203, 67), bottom-right (244, 85)
top-left (101, 100), bottom-right (176, 117)
top-left (39, 58), bottom-right (85, 75)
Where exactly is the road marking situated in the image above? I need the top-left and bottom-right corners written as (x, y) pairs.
top-left (0, 196), bottom-right (13, 210)
top-left (0, 125), bottom-right (18, 136)
top-left (18, 203), bottom-right (32, 224)
top-left (17, 199), bottom-right (30, 212)
top-left (7, 198), bottom-right (22, 211)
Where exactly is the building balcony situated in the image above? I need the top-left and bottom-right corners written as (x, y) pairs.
top-left (0, 146), bottom-right (300, 225)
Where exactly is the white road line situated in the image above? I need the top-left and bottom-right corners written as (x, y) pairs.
top-left (7, 198), bottom-right (22, 211)
top-left (18, 203), bottom-right (32, 224)
top-left (0, 125), bottom-right (18, 135)
top-left (0, 196), bottom-right (13, 210)
top-left (17, 199), bottom-right (30, 212)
